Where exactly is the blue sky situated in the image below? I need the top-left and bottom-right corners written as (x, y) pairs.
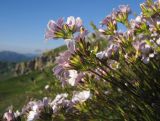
top-left (0, 0), bottom-right (144, 54)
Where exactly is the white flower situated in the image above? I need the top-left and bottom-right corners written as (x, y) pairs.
top-left (96, 51), bottom-right (106, 59)
top-left (99, 29), bottom-right (105, 33)
top-left (156, 38), bottom-right (160, 45)
top-left (45, 85), bottom-right (50, 90)
top-left (157, 21), bottom-right (160, 26)
top-left (125, 83), bottom-right (128, 86)
top-left (50, 93), bottom-right (68, 113)
top-left (135, 16), bottom-right (142, 23)
top-left (104, 90), bottom-right (110, 95)
top-left (149, 53), bottom-right (154, 58)
top-left (124, 54), bottom-right (128, 59)
top-left (117, 88), bottom-right (122, 92)
top-left (142, 56), bottom-right (150, 64)
top-left (33, 101), bottom-right (45, 112)
top-left (32, 105), bottom-right (39, 112)
top-left (27, 111), bottom-right (39, 121)
top-left (52, 105), bottom-right (58, 113)
top-left (14, 110), bottom-right (21, 118)
top-left (67, 16), bottom-right (82, 28)
top-left (72, 90), bottom-right (91, 103)
top-left (151, 32), bottom-right (158, 37)
top-left (68, 70), bottom-right (78, 86)
top-left (130, 19), bottom-right (136, 28)
top-left (67, 16), bottom-right (76, 27)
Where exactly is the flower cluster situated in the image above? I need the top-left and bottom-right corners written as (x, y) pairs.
top-left (3, 90), bottom-right (91, 121)
top-left (45, 16), bottom-right (83, 40)
top-left (45, 0), bottom-right (160, 120)
top-left (112, 5), bottom-right (131, 24)
top-left (140, 0), bottom-right (160, 18)
top-left (53, 50), bottom-right (85, 86)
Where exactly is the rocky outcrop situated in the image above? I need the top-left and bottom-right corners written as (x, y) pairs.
top-left (15, 45), bottom-right (67, 75)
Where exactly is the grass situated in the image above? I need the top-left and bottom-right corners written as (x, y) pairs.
top-left (0, 68), bottom-right (57, 115)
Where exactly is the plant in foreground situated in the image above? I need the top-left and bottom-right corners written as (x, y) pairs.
top-left (2, 0), bottom-right (160, 120)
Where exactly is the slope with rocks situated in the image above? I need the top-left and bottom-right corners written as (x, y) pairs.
top-left (15, 45), bottom-right (67, 75)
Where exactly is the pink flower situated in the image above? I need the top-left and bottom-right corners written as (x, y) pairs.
top-left (67, 16), bottom-right (76, 27)
top-left (45, 18), bottom-right (64, 40)
top-left (101, 15), bottom-right (116, 26)
top-left (74, 27), bottom-right (88, 41)
top-left (53, 50), bottom-right (73, 85)
top-left (65, 39), bottom-right (75, 53)
top-left (66, 16), bottom-right (83, 29)
top-left (105, 44), bottom-right (119, 58)
top-left (76, 17), bottom-right (83, 28)
top-left (45, 28), bottom-right (55, 40)
top-left (45, 16), bottom-right (84, 41)
top-left (111, 5), bottom-right (131, 24)
top-left (3, 109), bottom-right (15, 121)
top-left (118, 5), bottom-right (131, 14)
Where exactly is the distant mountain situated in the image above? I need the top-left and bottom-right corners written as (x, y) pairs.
top-left (0, 51), bottom-right (37, 62)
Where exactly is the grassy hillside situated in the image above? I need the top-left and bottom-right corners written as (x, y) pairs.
top-left (0, 46), bottom-right (68, 116)
top-left (0, 61), bottom-right (16, 81)
top-left (0, 67), bottom-right (65, 116)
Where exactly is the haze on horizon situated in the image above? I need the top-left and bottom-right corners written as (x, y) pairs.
top-left (0, 0), bottom-right (144, 54)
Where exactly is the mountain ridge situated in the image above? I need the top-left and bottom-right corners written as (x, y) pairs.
top-left (0, 51), bottom-right (37, 62)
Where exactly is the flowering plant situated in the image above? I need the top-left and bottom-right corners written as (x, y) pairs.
top-left (2, 0), bottom-right (160, 120)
